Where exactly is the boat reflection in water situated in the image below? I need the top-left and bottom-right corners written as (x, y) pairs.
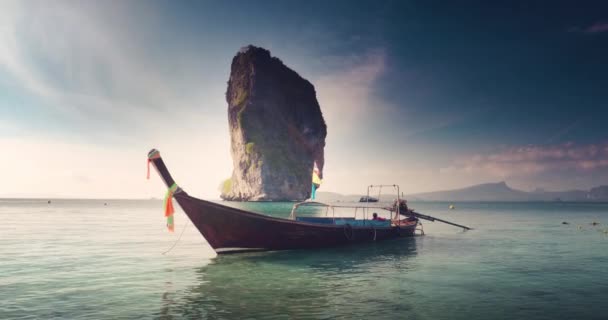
top-left (158, 238), bottom-right (419, 319)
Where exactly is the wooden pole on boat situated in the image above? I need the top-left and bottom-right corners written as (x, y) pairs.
top-left (410, 211), bottom-right (472, 230)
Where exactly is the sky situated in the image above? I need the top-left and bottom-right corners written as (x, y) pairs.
top-left (1, 0), bottom-right (607, 199)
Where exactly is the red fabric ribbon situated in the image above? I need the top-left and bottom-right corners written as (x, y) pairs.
top-left (147, 159), bottom-right (151, 180)
top-left (165, 190), bottom-right (175, 217)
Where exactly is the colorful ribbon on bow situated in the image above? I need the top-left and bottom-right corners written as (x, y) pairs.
top-left (147, 150), bottom-right (177, 232)
top-left (164, 183), bottom-right (178, 232)
top-left (147, 149), bottom-right (161, 180)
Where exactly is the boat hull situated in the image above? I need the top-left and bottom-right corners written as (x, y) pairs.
top-left (176, 194), bottom-right (418, 254)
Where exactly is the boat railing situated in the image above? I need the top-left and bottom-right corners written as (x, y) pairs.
top-left (290, 184), bottom-right (410, 223)
top-left (289, 201), bottom-right (394, 221)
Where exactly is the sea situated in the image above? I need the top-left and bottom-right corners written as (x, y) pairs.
top-left (1, 199), bottom-right (607, 319)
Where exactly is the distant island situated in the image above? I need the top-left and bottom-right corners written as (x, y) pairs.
top-left (317, 182), bottom-right (608, 202)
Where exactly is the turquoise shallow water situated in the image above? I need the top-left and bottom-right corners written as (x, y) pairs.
top-left (1, 199), bottom-right (608, 319)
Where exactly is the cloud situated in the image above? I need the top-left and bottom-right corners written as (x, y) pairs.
top-left (585, 21), bottom-right (608, 33)
top-left (314, 48), bottom-right (389, 134)
top-left (0, 1), bottom-right (220, 137)
top-left (443, 142), bottom-right (608, 179)
top-left (568, 21), bottom-right (608, 34)
top-left (0, 1), bottom-right (56, 98)
top-left (0, 1), bottom-right (237, 198)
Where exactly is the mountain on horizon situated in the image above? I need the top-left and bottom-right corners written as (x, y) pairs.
top-left (317, 182), bottom-right (607, 202)
top-left (407, 181), bottom-right (595, 201)
top-left (407, 181), bottom-right (530, 201)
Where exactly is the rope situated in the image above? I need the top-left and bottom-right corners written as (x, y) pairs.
top-left (162, 219), bottom-right (189, 255)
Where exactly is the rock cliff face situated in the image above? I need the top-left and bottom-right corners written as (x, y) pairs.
top-left (221, 45), bottom-right (327, 201)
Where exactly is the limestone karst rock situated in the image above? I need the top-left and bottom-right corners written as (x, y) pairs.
top-left (221, 45), bottom-right (327, 201)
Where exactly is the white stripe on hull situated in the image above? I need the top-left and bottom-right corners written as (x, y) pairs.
top-left (215, 247), bottom-right (267, 253)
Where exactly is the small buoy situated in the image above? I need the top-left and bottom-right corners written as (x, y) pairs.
top-left (47, 200), bottom-right (51, 204)
top-left (449, 204), bottom-right (455, 210)
top-left (578, 225), bottom-right (583, 230)
top-left (104, 203), bottom-right (107, 206)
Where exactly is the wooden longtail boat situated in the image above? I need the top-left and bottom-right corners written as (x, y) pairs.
top-left (148, 149), bottom-right (423, 254)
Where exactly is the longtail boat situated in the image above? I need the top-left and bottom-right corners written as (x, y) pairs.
top-left (148, 149), bottom-right (470, 254)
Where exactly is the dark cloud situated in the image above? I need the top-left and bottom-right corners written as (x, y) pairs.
top-left (450, 142), bottom-right (608, 178)
top-left (585, 21), bottom-right (608, 33)
top-left (569, 21), bottom-right (608, 34)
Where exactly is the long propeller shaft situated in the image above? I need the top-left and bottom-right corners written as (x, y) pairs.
top-left (410, 211), bottom-right (472, 230)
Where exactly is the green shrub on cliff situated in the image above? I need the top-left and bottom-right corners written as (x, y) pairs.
top-left (221, 178), bottom-right (232, 195)
top-left (245, 142), bottom-right (255, 154)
